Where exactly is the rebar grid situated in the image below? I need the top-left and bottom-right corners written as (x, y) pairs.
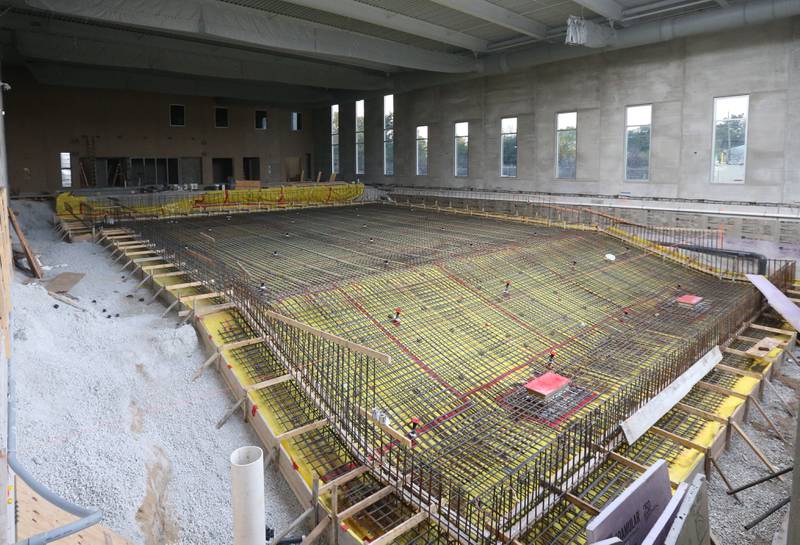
top-left (127, 204), bottom-right (795, 544)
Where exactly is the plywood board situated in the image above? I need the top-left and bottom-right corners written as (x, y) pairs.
top-left (746, 274), bottom-right (800, 333)
top-left (46, 272), bottom-right (85, 294)
top-left (15, 478), bottom-right (135, 545)
top-left (622, 346), bottom-right (722, 445)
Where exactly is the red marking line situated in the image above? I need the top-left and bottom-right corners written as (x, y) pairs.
top-left (337, 287), bottom-right (463, 399)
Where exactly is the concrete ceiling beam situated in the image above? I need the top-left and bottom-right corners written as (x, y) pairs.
top-left (571, 0), bottom-right (624, 21)
top-left (427, 0), bottom-right (549, 39)
top-left (280, 0), bottom-right (489, 52)
top-left (24, 0), bottom-right (478, 73)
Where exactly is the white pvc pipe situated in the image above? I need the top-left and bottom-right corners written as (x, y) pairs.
top-left (231, 446), bottom-right (265, 545)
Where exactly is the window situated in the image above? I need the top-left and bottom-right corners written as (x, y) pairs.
top-left (355, 100), bottom-right (365, 175)
top-left (331, 105), bottom-right (340, 175)
top-left (215, 107), bottom-right (229, 128)
top-left (169, 104), bottom-right (185, 127)
top-left (291, 111), bottom-right (303, 131)
top-left (454, 121), bottom-right (469, 176)
top-left (712, 95), bottom-right (748, 184)
top-left (383, 95), bottom-right (394, 175)
top-left (255, 110), bottom-right (268, 130)
top-left (556, 112), bottom-right (577, 179)
top-left (500, 117), bottom-right (518, 177)
top-left (416, 126), bottom-right (428, 176)
top-left (59, 152), bottom-right (72, 188)
top-left (625, 105), bottom-right (652, 181)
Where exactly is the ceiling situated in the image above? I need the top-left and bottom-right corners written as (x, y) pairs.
top-left (0, 0), bottom-right (778, 105)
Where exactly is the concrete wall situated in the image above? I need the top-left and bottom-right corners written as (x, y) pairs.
top-left (315, 18), bottom-right (800, 205)
top-left (5, 68), bottom-right (315, 194)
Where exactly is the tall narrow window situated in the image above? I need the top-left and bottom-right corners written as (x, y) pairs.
top-left (383, 95), bottom-right (394, 175)
top-left (625, 105), bottom-right (652, 181)
top-left (454, 122), bottom-right (469, 177)
top-left (712, 95), bottom-right (748, 184)
top-left (416, 126), bottom-right (428, 176)
top-left (59, 152), bottom-right (72, 188)
top-left (255, 110), bottom-right (268, 130)
top-left (291, 111), bottom-right (303, 131)
top-left (556, 112), bottom-right (577, 179)
top-left (500, 117), bottom-right (518, 177)
top-left (331, 105), bottom-right (340, 175)
top-left (169, 104), bottom-right (185, 127)
top-left (355, 100), bottom-right (365, 175)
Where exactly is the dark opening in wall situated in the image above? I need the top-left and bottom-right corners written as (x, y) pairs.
top-left (243, 157), bottom-right (260, 181)
top-left (212, 158), bottom-right (234, 185)
top-left (169, 104), bottom-right (185, 127)
top-left (255, 110), bottom-right (268, 130)
top-left (215, 107), bottom-right (229, 128)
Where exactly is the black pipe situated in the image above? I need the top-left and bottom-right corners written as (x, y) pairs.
top-left (744, 496), bottom-right (790, 530)
top-left (727, 466), bottom-right (793, 495)
top-left (664, 244), bottom-right (768, 274)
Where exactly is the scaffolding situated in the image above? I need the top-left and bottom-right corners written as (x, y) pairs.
top-left (125, 203), bottom-right (794, 544)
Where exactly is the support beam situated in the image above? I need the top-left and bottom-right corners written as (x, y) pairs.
top-left (427, 0), bottom-right (548, 39)
top-left (336, 485), bottom-right (393, 521)
top-left (368, 511), bottom-right (428, 545)
top-left (281, 0), bottom-right (488, 51)
top-left (572, 0), bottom-right (623, 21)
top-left (319, 466), bottom-right (370, 495)
top-left (275, 419), bottom-right (328, 441)
top-left (29, 0), bottom-right (478, 73)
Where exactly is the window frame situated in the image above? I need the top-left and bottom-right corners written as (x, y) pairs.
top-left (500, 116), bottom-right (518, 178)
top-left (59, 152), bottom-right (72, 188)
top-left (355, 99), bottom-right (365, 175)
top-left (331, 104), bottom-right (340, 175)
top-left (454, 121), bottom-right (469, 177)
top-left (623, 104), bottom-right (653, 183)
top-left (169, 104), bottom-right (185, 127)
top-left (383, 94), bottom-right (394, 176)
top-left (555, 111), bottom-right (577, 179)
top-left (291, 111), bottom-right (303, 131)
top-left (255, 110), bottom-right (268, 130)
top-left (416, 125), bottom-right (428, 176)
top-left (215, 106), bottom-right (230, 129)
top-left (710, 94), bottom-right (749, 185)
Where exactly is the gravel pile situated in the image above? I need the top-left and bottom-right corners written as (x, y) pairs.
top-left (10, 200), bottom-right (301, 544)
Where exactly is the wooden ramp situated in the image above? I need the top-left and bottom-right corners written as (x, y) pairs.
top-left (15, 478), bottom-right (135, 545)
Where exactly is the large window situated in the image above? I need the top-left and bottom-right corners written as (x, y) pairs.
top-left (712, 95), bottom-right (748, 184)
top-left (416, 126), bottom-right (428, 176)
top-left (355, 99), bottom-right (365, 175)
top-left (59, 152), bottom-right (72, 188)
top-left (331, 105), bottom-right (340, 175)
top-left (501, 117), bottom-right (518, 177)
top-left (556, 112), bottom-right (577, 179)
top-left (383, 95), bottom-right (394, 176)
top-left (625, 105), bottom-right (652, 181)
top-left (454, 121), bottom-right (469, 177)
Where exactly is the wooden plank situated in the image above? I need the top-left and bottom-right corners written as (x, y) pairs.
top-left (166, 281), bottom-right (203, 291)
top-left (367, 511), bottom-right (428, 545)
top-left (179, 291), bottom-right (223, 302)
top-left (746, 274), bottom-right (800, 333)
top-left (246, 374), bottom-right (292, 392)
top-left (357, 406), bottom-right (412, 448)
top-left (650, 426), bottom-right (707, 453)
top-left (9, 208), bottom-right (43, 278)
top-left (195, 302), bottom-right (236, 317)
top-left (564, 492), bottom-right (600, 516)
top-left (730, 421), bottom-right (783, 479)
top-left (744, 336), bottom-right (784, 359)
top-left (153, 271), bottom-right (187, 279)
top-left (716, 363), bottom-right (762, 379)
top-left (220, 336), bottom-right (265, 351)
top-left (275, 419), bottom-right (328, 441)
top-left (300, 517), bottom-right (331, 545)
top-left (131, 256), bottom-right (163, 264)
top-left (265, 309), bottom-right (391, 364)
top-left (336, 485), bottom-right (393, 521)
top-left (722, 347), bottom-right (750, 358)
top-left (140, 263), bottom-right (176, 271)
top-left (15, 477), bottom-right (135, 545)
top-left (750, 324), bottom-right (794, 336)
top-left (318, 466), bottom-right (369, 495)
top-left (696, 381), bottom-right (749, 399)
top-left (46, 272), bottom-right (84, 294)
top-left (675, 402), bottom-right (728, 424)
